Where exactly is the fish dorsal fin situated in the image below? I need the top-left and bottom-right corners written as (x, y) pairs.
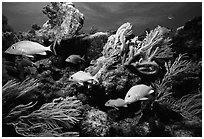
top-left (139, 97), bottom-right (148, 101)
top-left (37, 52), bottom-right (47, 55)
top-left (148, 90), bottom-right (154, 94)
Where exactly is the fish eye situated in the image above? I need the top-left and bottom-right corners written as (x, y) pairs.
top-left (128, 95), bottom-right (131, 97)
top-left (12, 46), bottom-right (15, 49)
top-left (70, 77), bottom-right (73, 79)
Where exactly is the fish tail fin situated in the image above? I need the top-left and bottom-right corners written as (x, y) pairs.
top-left (48, 39), bottom-right (57, 55)
top-left (93, 74), bottom-right (99, 83)
top-left (81, 55), bottom-right (86, 61)
top-left (82, 55), bottom-right (85, 59)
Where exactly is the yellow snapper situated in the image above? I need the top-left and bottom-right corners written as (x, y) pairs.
top-left (124, 84), bottom-right (154, 104)
top-left (68, 71), bottom-right (99, 85)
top-left (65, 54), bottom-right (85, 64)
top-left (105, 98), bottom-right (128, 110)
top-left (4, 40), bottom-right (56, 58)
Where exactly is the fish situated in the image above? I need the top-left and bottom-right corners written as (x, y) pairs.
top-left (105, 98), bottom-right (128, 110)
top-left (168, 16), bottom-right (174, 20)
top-left (68, 71), bottom-right (99, 85)
top-left (4, 40), bottom-right (56, 58)
top-left (65, 54), bottom-right (85, 65)
top-left (124, 84), bottom-right (154, 104)
top-left (167, 14), bottom-right (175, 20)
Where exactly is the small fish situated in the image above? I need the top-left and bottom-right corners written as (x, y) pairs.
top-left (167, 14), bottom-right (175, 20)
top-left (105, 98), bottom-right (128, 110)
top-left (124, 84), bottom-right (154, 104)
top-left (176, 26), bottom-right (184, 32)
top-left (68, 71), bottom-right (99, 85)
top-left (4, 40), bottom-right (56, 58)
top-left (168, 16), bottom-right (174, 20)
top-left (65, 54), bottom-right (85, 64)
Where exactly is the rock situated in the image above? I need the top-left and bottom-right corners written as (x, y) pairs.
top-left (102, 66), bottom-right (141, 98)
top-left (172, 16), bottom-right (202, 61)
top-left (109, 116), bottom-right (143, 136)
top-left (36, 2), bottom-right (84, 43)
top-left (80, 108), bottom-right (110, 136)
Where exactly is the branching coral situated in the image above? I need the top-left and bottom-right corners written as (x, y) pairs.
top-left (7, 96), bottom-right (83, 137)
top-left (124, 25), bottom-right (173, 75)
top-left (89, 23), bottom-right (174, 81)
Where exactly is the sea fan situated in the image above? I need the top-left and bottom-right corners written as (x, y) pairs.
top-left (3, 78), bottom-right (40, 101)
top-left (153, 37), bottom-right (174, 59)
top-left (153, 54), bottom-right (192, 101)
top-left (153, 53), bottom-right (201, 123)
top-left (5, 101), bottom-right (38, 123)
top-left (160, 91), bottom-right (202, 122)
top-left (2, 78), bottom-right (41, 117)
top-left (7, 96), bottom-right (83, 137)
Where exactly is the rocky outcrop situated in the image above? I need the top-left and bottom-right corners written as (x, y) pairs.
top-left (36, 2), bottom-right (84, 44)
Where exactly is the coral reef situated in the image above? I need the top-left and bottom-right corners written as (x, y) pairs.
top-left (2, 2), bottom-right (202, 137)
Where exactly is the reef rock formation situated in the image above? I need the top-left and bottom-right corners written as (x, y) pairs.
top-left (80, 108), bottom-right (110, 136)
top-left (36, 2), bottom-right (84, 44)
top-left (172, 16), bottom-right (202, 61)
top-left (86, 22), bottom-right (173, 83)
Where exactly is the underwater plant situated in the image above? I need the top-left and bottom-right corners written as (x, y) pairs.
top-left (6, 96), bottom-right (83, 137)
